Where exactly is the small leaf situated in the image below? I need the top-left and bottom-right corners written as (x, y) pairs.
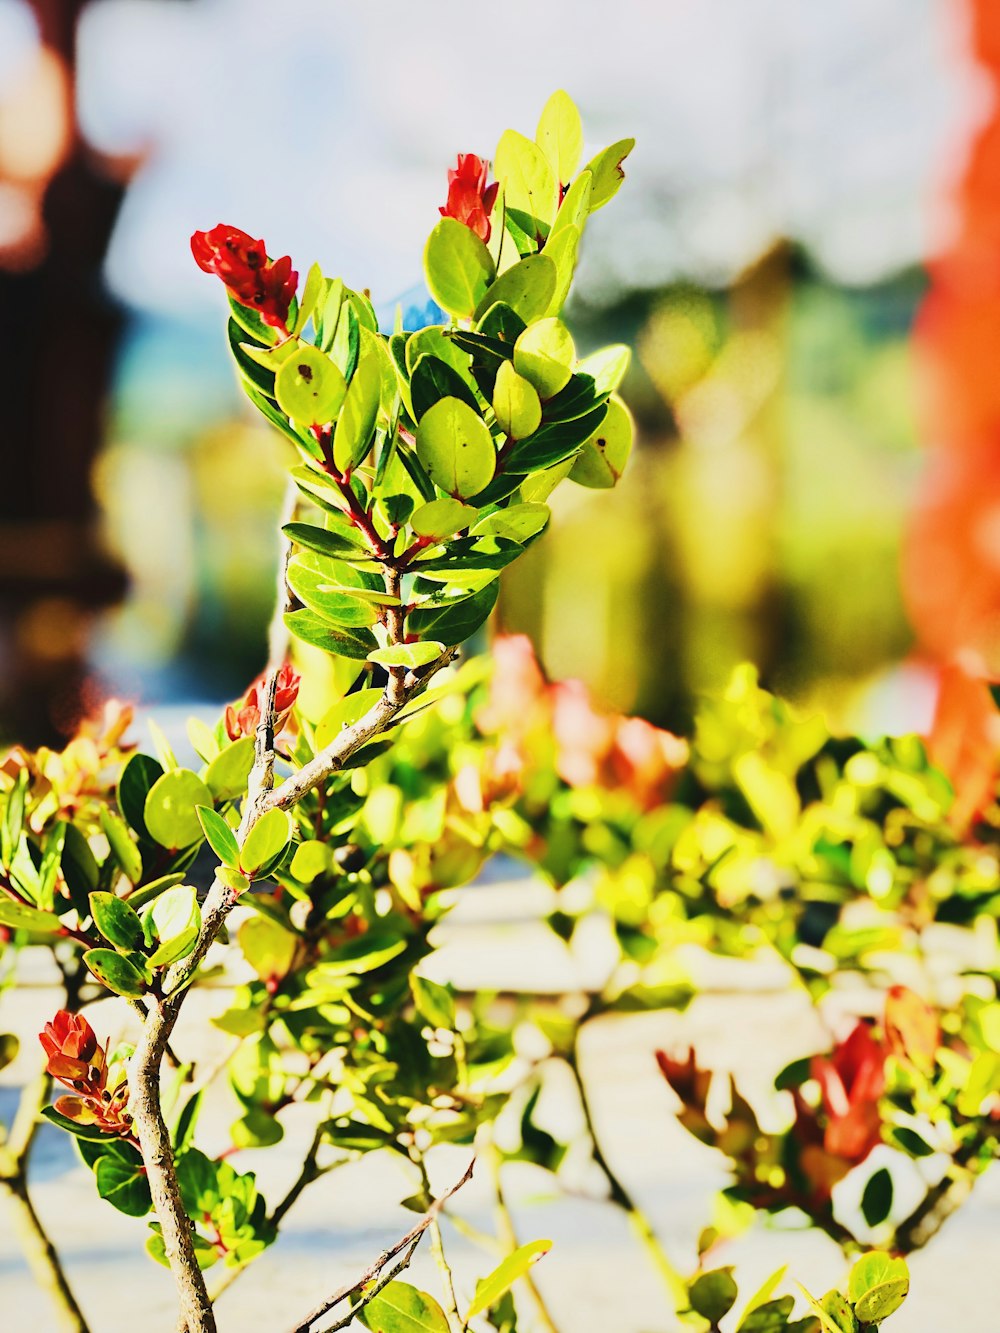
top-left (204, 737), bottom-right (255, 804)
top-left (568, 397), bottom-right (633, 488)
top-left (240, 808), bottom-right (292, 876)
top-left (0, 1033), bottom-right (20, 1073)
top-left (367, 642), bottom-right (444, 669)
top-left (89, 891), bottom-right (144, 951)
top-left (513, 318), bottom-right (575, 399)
top-left (314, 687), bottom-right (385, 750)
top-left (307, 931), bottom-right (406, 979)
top-left (415, 397), bottom-right (496, 498)
top-left (689, 1268), bottom-right (738, 1324)
top-left (474, 253), bottom-right (557, 324)
top-left (536, 89), bottom-right (583, 184)
top-left (424, 218), bottom-right (495, 319)
top-left (275, 345), bottom-right (347, 427)
top-left (96, 1154), bottom-right (152, 1217)
top-left (334, 348), bottom-right (382, 472)
top-left (577, 344), bottom-right (631, 395)
top-left (117, 752), bottom-right (164, 841)
top-left (848, 1253), bottom-right (909, 1324)
top-left (410, 498), bottom-right (476, 540)
top-left (239, 915), bottom-right (297, 983)
top-left (470, 503), bottom-right (549, 543)
top-left (584, 137), bottom-right (635, 211)
top-left (492, 361), bottom-right (542, 440)
top-left (887, 1126), bottom-right (934, 1157)
top-left (196, 806), bottom-right (240, 869)
top-left (146, 884), bottom-right (201, 967)
top-left (0, 898), bottom-right (60, 933)
top-left (494, 129), bottom-right (558, 234)
top-left (285, 609), bottom-right (378, 660)
top-left (411, 972), bottom-right (456, 1030)
top-left (99, 807), bottom-right (143, 884)
top-left (466, 1239), bottom-right (552, 1320)
top-left (358, 1280), bottom-right (450, 1333)
top-left (84, 948), bottom-right (148, 997)
top-left (144, 770), bottom-right (214, 850)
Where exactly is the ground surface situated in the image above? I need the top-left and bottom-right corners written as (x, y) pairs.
top-left (2, 873), bottom-right (997, 1332)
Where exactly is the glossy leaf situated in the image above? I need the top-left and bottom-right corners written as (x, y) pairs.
top-left (196, 806), bottom-right (240, 869)
top-left (239, 915), bottom-right (296, 982)
top-left (415, 397), bottom-right (496, 498)
top-left (358, 1281), bottom-right (450, 1333)
top-left (492, 361), bottom-right (542, 440)
top-left (577, 343), bottom-right (631, 395)
top-left (144, 770), bottom-right (214, 851)
top-left (99, 807), bottom-right (143, 884)
top-left (474, 253), bottom-right (557, 324)
top-left (0, 898), bottom-right (60, 933)
top-left (147, 884), bottom-right (201, 967)
top-left (287, 554), bottom-right (380, 628)
top-left (536, 89), bottom-right (583, 184)
top-left (466, 1239), bottom-right (552, 1320)
top-left (411, 497), bottom-right (477, 540)
top-left (89, 891), bottom-right (144, 951)
top-left (424, 218), bottom-right (495, 319)
top-left (96, 1154), bottom-right (152, 1217)
top-left (494, 129), bottom-right (558, 234)
top-left (118, 753), bottom-right (164, 842)
top-left (584, 137), bottom-right (635, 211)
top-left (241, 808), bottom-right (292, 876)
top-left (513, 318), bottom-right (575, 399)
top-left (368, 641), bottom-right (445, 669)
top-left (410, 354), bottom-right (481, 420)
top-left (848, 1253), bottom-right (909, 1324)
top-left (569, 397), bottom-right (633, 488)
top-left (470, 503), bottom-right (549, 543)
top-left (84, 948), bottom-right (148, 997)
top-left (275, 345), bottom-right (347, 427)
top-left (205, 737), bottom-right (255, 804)
top-left (284, 610), bottom-right (378, 660)
top-left (334, 348), bottom-right (382, 472)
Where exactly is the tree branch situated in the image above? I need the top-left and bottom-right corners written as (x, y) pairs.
top-left (287, 1156), bottom-right (476, 1333)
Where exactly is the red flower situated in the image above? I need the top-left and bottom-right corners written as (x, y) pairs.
top-left (439, 155), bottom-right (499, 243)
top-left (39, 1010), bottom-right (133, 1138)
top-left (191, 224), bottom-right (298, 330)
top-left (809, 1021), bottom-right (886, 1163)
top-left (225, 662), bottom-right (301, 744)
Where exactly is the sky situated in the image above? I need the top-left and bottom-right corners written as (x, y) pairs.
top-left (0, 0), bottom-right (977, 321)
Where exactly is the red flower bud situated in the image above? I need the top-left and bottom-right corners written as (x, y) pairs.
top-left (225, 662), bottom-right (301, 743)
top-left (39, 1010), bottom-right (133, 1138)
top-left (439, 154), bottom-right (499, 243)
top-left (191, 224), bottom-right (298, 330)
top-left (40, 1010), bottom-right (98, 1069)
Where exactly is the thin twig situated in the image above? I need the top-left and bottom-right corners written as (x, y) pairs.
top-left (287, 1157), bottom-right (476, 1333)
top-left (487, 1142), bottom-right (560, 1333)
top-left (416, 1156), bottom-right (462, 1332)
top-left (268, 477), bottom-right (298, 670)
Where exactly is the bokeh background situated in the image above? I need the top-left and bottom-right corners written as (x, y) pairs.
top-left (0, 0), bottom-right (987, 745)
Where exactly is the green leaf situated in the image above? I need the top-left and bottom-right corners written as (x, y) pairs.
top-left (368, 641), bottom-right (444, 669)
top-left (689, 1268), bottom-right (738, 1324)
top-left (285, 610), bottom-right (378, 660)
top-left (287, 554), bottom-right (380, 628)
top-left (118, 753), bottom-right (164, 842)
top-left (470, 503), bottom-right (549, 543)
top-left (494, 129), bottom-right (558, 235)
top-left (358, 1281), bottom-right (450, 1333)
top-left (99, 807), bottom-right (143, 884)
top-left (60, 822), bottom-right (100, 914)
top-left (814, 1291), bottom-right (859, 1333)
top-left (569, 397), bottom-right (633, 488)
top-left (89, 891), bottom-right (144, 951)
top-left (241, 808), bottom-right (292, 876)
top-left (848, 1253), bottom-right (909, 1324)
top-left (736, 1267), bottom-right (788, 1328)
top-left (231, 1107), bottom-right (284, 1149)
top-left (550, 170), bottom-right (593, 239)
top-left (41, 1104), bottom-right (118, 1142)
top-left (96, 1153), bottom-right (152, 1217)
top-left (410, 354), bottom-right (481, 425)
top-left (0, 897), bottom-right (60, 933)
top-left (861, 1167), bottom-right (894, 1228)
top-left (83, 948), bottom-right (148, 997)
top-left (292, 261), bottom-right (324, 336)
top-left (314, 687), bottom-right (385, 750)
top-left (466, 1239), bottom-right (552, 1320)
top-left (503, 403), bottom-right (608, 474)
top-left (275, 345), bottom-right (347, 427)
top-left (283, 520), bottom-right (370, 563)
top-left (424, 218), bottom-right (495, 319)
top-left (144, 770), bottom-right (214, 851)
top-left (577, 344), bottom-right (631, 395)
top-left (334, 348), bottom-right (382, 472)
top-left (146, 884), bottom-right (201, 967)
top-left (474, 254), bottom-right (557, 324)
top-left (542, 224), bottom-right (580, 316)
top-left (492, 361), bottom-right (542, 441)
top-left (307, 931), bottom-right (407, 980)
top-left (513, 318), bottom-right (575, 399)
top-left (536, 89), bottom-right (583, 184)
top-left (125, 872), bottom-right (186, 912)
top-left (411, 972), bottom-right (456, 1030)
top-left (584, 137), bottom-right (635, 211)
top-left (240, 915), bottom-right (297, 982)
top-left (196, 806), bottom-right (240, 869)
top-left (415, 397), bottom-right (496, 499)
top-left (410, 498), bottom-right (476, 541)
top-left (204, 737), bottom-right (255, 804)
top-left (408, 580), bottom-right (499, 643)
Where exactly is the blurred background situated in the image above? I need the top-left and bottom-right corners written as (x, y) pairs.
top-left (0, 0), bottom-right (986, 745)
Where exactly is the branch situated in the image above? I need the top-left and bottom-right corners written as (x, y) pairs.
top-left (128, 647), bottom-right (459, 1333)
top-left (287, 1156), bottom-right (476, 1333)
top-left (267, 478), bottom-right (298, 671)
